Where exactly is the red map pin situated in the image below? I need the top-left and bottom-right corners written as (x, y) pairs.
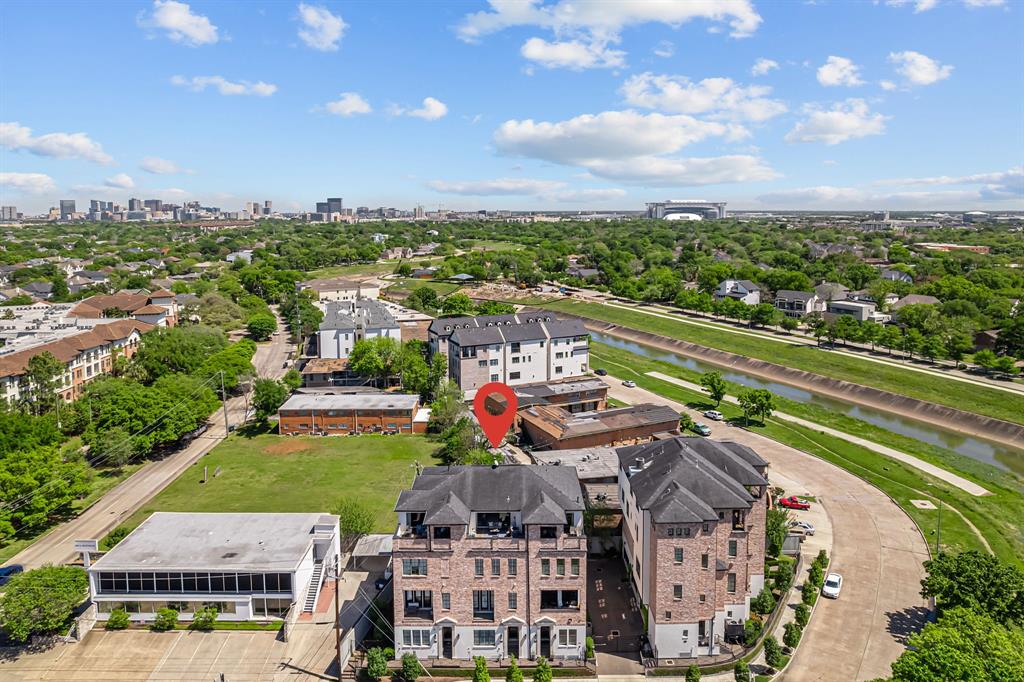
top-left (473, 382), bottom-right (518, 448)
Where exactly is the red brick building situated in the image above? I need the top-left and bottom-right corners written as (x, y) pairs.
top-left (277, 393), bottom-right (429, 435)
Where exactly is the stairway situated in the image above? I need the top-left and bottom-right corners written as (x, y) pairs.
top-left (303, 561), bottom-right (325, 613)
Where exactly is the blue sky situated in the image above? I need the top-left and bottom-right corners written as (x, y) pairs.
top-left (1, 0), bottom-right (1022, 214)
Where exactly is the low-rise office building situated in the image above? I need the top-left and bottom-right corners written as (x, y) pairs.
top-left (88, 512), bottom-right (340, 622)
top-left (300, 277), bottom-right (380, 302)
top-left (393, 466), bottom-right (588, 662)
top-left (277, 392), bottom-right (429, 435)
top-left (618, 438), bottom-right (769, 660)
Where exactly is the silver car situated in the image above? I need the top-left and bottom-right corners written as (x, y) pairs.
top-left (789, 520), bottom-right (815, 536)
top-left (822, 573), bottom-right (843, 599)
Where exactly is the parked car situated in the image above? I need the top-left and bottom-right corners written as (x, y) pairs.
top-left (822, 572), bottom-right (843, 599)
top-left (622, 380), bottom-right (637, 388)
top-left (703, 410), bottom-right (724, 421)
top-left (595, 368), bottom-right (608, 376)
top-left (788, 520), bottom-right (815, 536)
top-left (0, 564), bottom-right (24, 586)
top-left (693, 423), bottom-right (712, 437)
top-left (778, 496), bottom-right (811, 510)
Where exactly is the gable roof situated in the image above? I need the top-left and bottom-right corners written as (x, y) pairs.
top-left (0, 319), bottom-right (153, 379)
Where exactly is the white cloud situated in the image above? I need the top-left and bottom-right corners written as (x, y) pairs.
top-left (0, 172), bottom-right (56, 194)
top-left (0, 121), bottom-right (113, 164)
top-left (170, 75), bottom-right (277, 96)
top-left (492, 109), bottom-right (776, 186)
top-left (324, 92), bottom-right (372, 116)
top-left (426, 177), bottom-right (626, 203)
top-left (620, 72), bottom-right (787, 122)
top-left (520, 37), bottom-right (625, 70)
top-left (456, 0), bottom-right (761, 70)
top-left (888, 50), bottom-right (953, 85)
top-left (653, 40), bottom-right (675, 58)
top-left (142, 0), bottom-right (218, 46)
top-left (816, 56), bottom-right (865, 87)
top-left (406, 97), bottom-right (448, 121)
top-left (963, 0), bottom-right (1005, 7)
top-left (876, 166), bottom-right (1023, 200)
top-left (785, 99), bottom-right (887, 145)
top-left (751, 58), bottom-right (779, 76)
top-left (552, 188), bottom-right (628, 202)
top-left (104, 173), bottom-right (135, 189)
top-left (140, 156), bottom-right (190, 174)
top-left (884, 0), bottom-right (938, 12)
top-left (297, 3), bottom-right (346, 52)
top-left (880, 80), bottom-right (898, 91)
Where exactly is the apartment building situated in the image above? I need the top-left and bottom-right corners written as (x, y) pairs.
top-left (68, 290), bottom-right (179, 327)
top-left (277, 392), bottom-right (429, 435)
top-left (393, 466), bottom-right (587, 662)
top-left (299, 277), bottom-right (380, 302)
top-left (89, 512), bottom-right (340, 622)
top-left (0, 319), bottom-right (152, 405)
top-left (617, 438), bottom-right (769, 660)
top-left (430, 314), bottom-right (589, 391)
top-left (318, 299), bottom-right (401, 360)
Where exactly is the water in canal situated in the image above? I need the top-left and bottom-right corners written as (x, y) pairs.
top-left (591, 331), bottom-right (1024, 475)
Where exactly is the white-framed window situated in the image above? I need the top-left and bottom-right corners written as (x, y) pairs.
top-left (473, 629), bottom-right (496, 647)
top-left (403, 629), bottom-right (431, 648)
top-left (557, 629), bottom-right (578, 647)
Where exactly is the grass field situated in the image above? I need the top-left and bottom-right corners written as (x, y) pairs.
top-left (590, 341), bottom-right (1024, 566)
top-left (463, 239), bottom-right (527, 252)
top-left (385, 279), bottom-right (463, 298)
top-left (112, 434), bottom-right (439, 539)
top-left (309, 256), bottom-right (444, 280)
top-left (542, 299), bottom-right (1024, 426)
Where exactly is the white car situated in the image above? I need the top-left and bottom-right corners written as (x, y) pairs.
top-left (622, 380), bottom-right (637, 388)
top-left (703, 410), bottom-right (724, 421)
top-left (789, 520), bottom-right (815, 536)
top-left (822, 572), bottom-right (843, 599)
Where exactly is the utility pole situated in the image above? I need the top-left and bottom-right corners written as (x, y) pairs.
top-left (220, 370), bottom-right (230, 433)
top-left (334, 553), bottom-right (342, 680)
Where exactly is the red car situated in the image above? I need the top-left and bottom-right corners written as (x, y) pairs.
top-left (778, 496), bottom-right (811, 510)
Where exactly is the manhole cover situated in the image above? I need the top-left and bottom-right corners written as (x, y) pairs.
top-left (910, 499), bottom-right (938, 510)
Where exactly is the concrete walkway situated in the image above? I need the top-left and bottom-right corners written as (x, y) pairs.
top-left (646, 371), bottom-right (991, 497)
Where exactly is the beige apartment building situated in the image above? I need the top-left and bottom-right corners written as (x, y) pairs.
top-left (393, 466), bottom-right (587, 663)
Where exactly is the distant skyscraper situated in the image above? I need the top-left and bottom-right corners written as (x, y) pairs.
top-left (414, 205), bottom-right (425, 219)
top-left (128, 198), bottom-right (143, 211)
top-left (0, 206), bottom-right (16, 221)
top-left (90, 200), bottom-right (102, 212)
top-left (143, 199), bottom-right (161, 212)
top-left (264, 200), bottom-right (272, 215)
top-left (327, 197), bottom-right (343, 213)
top-left (60, 199), bottom-right (76, 219)
top-left (315, 202), bottom-right (329, 213)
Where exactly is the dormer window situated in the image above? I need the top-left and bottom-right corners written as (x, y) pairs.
top-left (540, 526), bottom-right (557, 539)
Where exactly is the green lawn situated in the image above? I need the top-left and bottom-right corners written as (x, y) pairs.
top-left (113, 434), bottom-right (439, 539)
top-left (463, 239), bottom-right (527, 252)
top-left (590, 342), bottom-right (1024, 566)
top-left (385, 279), bottom-right (462, 298)
top-left (309, 256), bottom-right (444, 279)
top-left (543, 299), bottom-right (1024, 426)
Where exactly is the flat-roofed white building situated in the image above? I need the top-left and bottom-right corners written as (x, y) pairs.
top-left (88, 512), bottom-right (340, 622)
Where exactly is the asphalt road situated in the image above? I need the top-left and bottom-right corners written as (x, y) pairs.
top-left (9, 316), bottom-right (292, 570)
top-left (602, 377), bottom-right (930, 681)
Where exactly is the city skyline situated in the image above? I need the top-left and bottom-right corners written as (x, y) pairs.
top-left (2, 0), bottom-right (1023, 214)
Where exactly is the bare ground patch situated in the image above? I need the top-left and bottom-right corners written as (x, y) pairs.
top-left (263, 440), bottom-right (311, 455)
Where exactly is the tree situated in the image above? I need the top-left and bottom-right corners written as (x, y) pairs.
top-left (437, 417), bottom-right (477, 464)
top-left (472, 656), bottom-right (491, 682)
top-left (505, 656), bottom-right (523, 682)
top-left (106, 608), bottom-right (131, 630)
top-left (476, 300), bottom-right (515, 316)
top-left (920, 551), bottom-right (1024, 624)
top-left (766, 507), bottom-right (789, 558)
top-left (737, 388), bottom-right (774, 425)
top-left (996, 315), bottom-right (1024, 359)
top-left (253, 378), bottom-right (289, 423)
top-left (685, 664), bottom-right (701, 682)
top-left (101, 526), bottom-right (130, 551)
top-left (994, 355), bottom-right (1019, 377)
top-left (152, 607), bottom-right (179, 631)
top-left (774, 560), bottom-right (793, 592)
top-left (801, 580), bottom-right (817, 606)
top-left (196, 292), bottom-right (246, 331)
top-left (0, 565), bottom-right (89, 642)
top-left (367, 647), bottom-right (389, 679)
top-left (428, 380), bottom-right (467, 433)
top-left (678, 412), bottom-right (694, 432)
top-left (441, 293), bottom-right (475, 317)
top-left (349, 337), bottom-right (402, 388)
top-left (743, 617), bottom-right (762, 646)
top-left (91, 425), bottom-right (133, 471)
top-left (794, 603), bottom-right (809, 627)
top-left (890, 607), bottom-right (1024, 682)
top-left (246, 312), bottom-right (277, 341)
top-left (189, 606), bottom-right (217, 630)
top-left (24, 351), bottom-right (65, 415)
top-left (764, 635), bottom-right (784, 669)
top-left (751, 587), bottom-right (775, 616)
top-left (973, 349), bottom-right (998, 373)
top-left (920, 336), bottom-right (945, 363)
top-left (199, 339), bottom-right (256, 391)
top-left (780, 316), bottom-right (799, 333)
top-left (733, 660), bottom-right (751, 682)
top-left (401, 653), bottom-right (421, 682)
top-left (879, 325), bottom-right (902, 356)
top-left (748, 303), bottom-right (777, 328)
top-left (0, 446), bottom-right (91, 544)
top-left (282, 368), bottom-right (302, 391)
top-left (699, 371), bottom-right (727, 406)
top-left (133, 325), bottom-right (229, 383)
top-left (533, 656), bottom-right (552, 682)
top-left (406, 287), bottom-right (440, 313)
top-left (783, 622), bottom-right (802, 648)
top-left (332, 497), bottom-right (375, 550)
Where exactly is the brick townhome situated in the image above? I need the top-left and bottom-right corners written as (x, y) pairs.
top-left (393, 466), bottom-right (587, 662)
top-left (617, 438), bottom-right (769, 659)
top-left (277, 393), bottom-right (429, 435)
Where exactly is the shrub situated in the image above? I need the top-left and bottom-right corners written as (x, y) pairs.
top-left (783, 622), bottom-right (802, 648)
top-left (733, 660), bottom-right (751, 682)
top-left (585, 636), bottom-right (595, 659)
top-left (751, 587), bottom-right (775, 616)
top-left (808, 564), bottom-right (824, 588)
top-left (401, 653), bottom-right (421, 682)
top-left (534, 656), bottom-right (553, 682)
top-left (764, 635), bottom-right (785, 669)
top-left (505, 655), bottom-right (523, 682)
top-left (105, 608), bottom-right (130, 630)
top-left (472, 656), bottom-right (491, 682)
top-left (151, 608), bottom-right (178, 631)
top-left (801, 581), bottom-right (818, 606)
top-left (366, 647), bottom-right (388, 679)
top-left (685, 663), bottom-right (701, 682)
top-left (101, 526), bottom-right (130, 551)
top-left (383, 647), bottom-right (395, 661)
top-left (794, 603), bottom-right (810, 627)
top-left (189, 606), bottom-right (217, 631)
top-left (814, 549), bottom-right (829, 570)
top-left (774, 562), bottom-right (793, 593)
top-left (743, 617), bottom-right (763, 646)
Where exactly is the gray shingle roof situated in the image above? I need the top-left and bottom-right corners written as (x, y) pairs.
top-left (395, 465), bottom-right (584, 525)
top-left (320, 299), bottom-right (397, 332)
top-left (774, 290), bottom-right (815, 302)
top-left (442, 314), bottom-right (587, 347)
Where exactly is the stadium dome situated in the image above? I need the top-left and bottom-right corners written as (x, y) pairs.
top-left (664, 212), bottom-right (703, 221)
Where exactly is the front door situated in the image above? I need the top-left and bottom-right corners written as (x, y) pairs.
top-left (507, 626), bottom-right (520, 659)
top-left (540, 626), bottom-right (551, 658)
top-left (442, 626), bottom-right (453, 659)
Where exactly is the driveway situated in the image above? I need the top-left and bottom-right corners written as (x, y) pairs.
top-left (603, 376), bottom-right (930, 681)
top-left (588, 556), bottom-right (644, 675)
